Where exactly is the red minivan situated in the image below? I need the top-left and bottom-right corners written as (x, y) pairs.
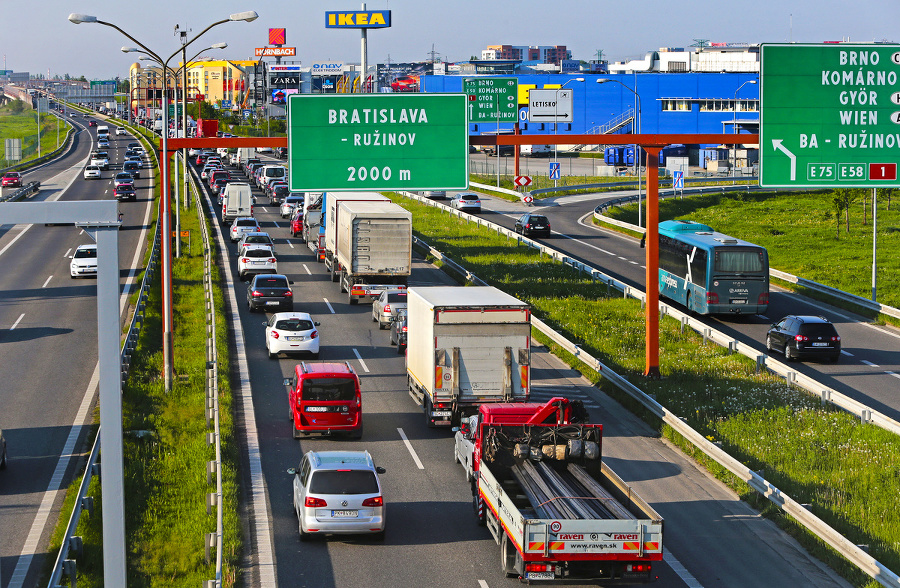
top-left (285, 362), bottom-right (362, 439)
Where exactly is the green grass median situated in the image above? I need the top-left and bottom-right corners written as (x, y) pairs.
top-left (389, 192), bottom-right (898, 588)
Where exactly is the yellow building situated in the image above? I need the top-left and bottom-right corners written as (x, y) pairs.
top-left (128, 59), bottom-right (255, 112)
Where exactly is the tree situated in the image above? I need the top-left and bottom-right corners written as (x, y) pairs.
top-left (8, 99), bottom-right (26, 114)
top-left (832, 188), bottom-right (861, 235)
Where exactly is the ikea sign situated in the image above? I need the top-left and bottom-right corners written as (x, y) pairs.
top-left (325, 10), bottom-right (391, 28)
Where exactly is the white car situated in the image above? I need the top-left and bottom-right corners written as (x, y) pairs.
top-left (238, 245), bottom-right (277, 281)
top-left (236, 231), bottom-right (275, 254)
top-left (230, 217), bottom-right (260, 242)
top-left (256, 146), bottom-right (274, 154)
top-left (264, 311), bottom-right (320, 358)
top-left (90, 152), bottom-right (109, 170)
top-left (450, 192), bottom-right (482, 213)
top-left (70, 244), bottom-right (98, 278)
top-left (289, 450), bottom-right (385, 540)
top-left (115, 127), bottom-right (126, 135)
top-left (83, 165), bottom-right (102, 180)
top-left (280, 195), bottom-right (304, 218)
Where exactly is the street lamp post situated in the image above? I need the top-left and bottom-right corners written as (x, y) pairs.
top-left (597, 78), bottom-right (643, 226)
top-left (732, 80), bottom-right (757, 177)
top-left (67, 11), bottom-right (257, 585)
top-left (553, 77), bottom-right (584, 188)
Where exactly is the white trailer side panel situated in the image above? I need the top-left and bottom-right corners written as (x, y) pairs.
top-left (335, 201), bottom-right (412, 276)
top-left (323, 192), bottom-right (389, 255)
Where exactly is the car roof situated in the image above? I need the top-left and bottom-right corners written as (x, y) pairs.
top-left (271, 311), bottom-right (313, 321)
top-left (76, 243), bottom-right (97, 250)
top-left (787, 315), bottom-right (831, 324)
top-left (241, 231), bottom-right (271, 238)
top-left (306, 450), bottom-right (375, 471)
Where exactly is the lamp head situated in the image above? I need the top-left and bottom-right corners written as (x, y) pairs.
top-left (575, 77), bottom-right (585, 82)
top-left (229, 11), bottom-right (259, 22)
top-left (211, 42), bottom-right (228, 49)
top-left (121, 47), bottom-right (140, 53)
top-left (596, 78), bottom-right (610, 84)
top-left (68, 13), bottom-right (98, 24)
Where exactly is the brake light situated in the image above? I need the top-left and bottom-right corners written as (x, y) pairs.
top-left (241, 258), bottom-right (249, 263)
top-left (362, 496), bottom-right (383, 507)
top-left (795, 334), bottom-right (809, 342)
top-left (402, 326), bottom-right (407, 332)
top-left (525, 564), bottom-right (551, 572)
top-left (525, 224), bottom-right (531, 229)
top-left (284, 291), bottom-right (292, 297)
top-left (311, 331), bottom-right (318, 339)
top-left (251, 290), bottom-right (262, 297)
top-left (706, 292), bottom-right (719, 304)
top-left (758, 292), bottom-right (769, 305)
top-left (305, 497), bottom-right (327, 508)
top-left (268, 258), bottom-right (277, 263)
top-left (832, 335), bottom-right (841, 342)
top-left (383, 304), bottom-right (391, 313)
top-left (271, 331), bottom-right (280, 339)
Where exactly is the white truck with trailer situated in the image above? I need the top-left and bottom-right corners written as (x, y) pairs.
top-left (323, 192), bottom-right (390, 280)
top-left (335, 200), bottom-right (412, 304)
top-left (406, 286), bottom-right (531, 427)
top-left (454, 397), bottom-right (664, 583)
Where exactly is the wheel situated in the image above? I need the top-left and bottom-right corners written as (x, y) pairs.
top-left (247, 301), bottom-right (255, 313)
top-left (267, 345), bottom-right (277, 360)
top-left (785, 343), bottom-right (796, 361)
top-left (372, 312), bottom-right (378, 322)
top-left (372, 530), bottom-right (385, 542)
top-left (390, 334), bottom-right (397, 345)
top-left (311, 351), bottom-right (320, 360)
top-left (766, 336), bottom-right (774, 352)
top-left (500, 536), bottom-right (517, 577)
top-left (330, 269), bottom-right (338, 283)
top-left (350, 422), bottom-right (363, 439)
top-left (292, 414), bottom-right (302, 439)
top-left (454, 446), bottom-right (461, 464)
top-left (379, 321), bottom-right (388, 330)
top-left (830, 354), bottom-right (840, 364)
top-left (0, 448), bottom-right (6, 470)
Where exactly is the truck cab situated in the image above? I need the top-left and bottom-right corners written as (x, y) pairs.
top-left (284, 362), bottom-right (363, 439)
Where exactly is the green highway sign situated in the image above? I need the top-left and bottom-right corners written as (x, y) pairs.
top-left (287, 93), bottom-right (469, 191)
top-left (760, 43), bottom-right (900, 188)
top-left (463, 77), bottom-right (518, 123)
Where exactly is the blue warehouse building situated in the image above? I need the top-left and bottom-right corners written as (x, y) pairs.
top-left (422, 73), bottom-right (760, 158)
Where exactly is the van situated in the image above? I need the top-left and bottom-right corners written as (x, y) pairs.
top-left (222, 182), bottom-right (253, 224)
top-left (521, 144), bottom-right (552, 157)
top-left (259, 165), bottom-right (287, 188)
top-left (284, 362), bottom-right (363, 438)
top-left (96, 125), bottom-right (110, 139)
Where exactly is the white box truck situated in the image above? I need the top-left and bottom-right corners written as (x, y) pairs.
top-left (221, 182), bottom-right (253, 224)
top-left (335, 201), bottom-right (412, 304)
top-left (406, 286), bottom-right (531, 427)
top-left (323, 192), bottom-right (390, 280)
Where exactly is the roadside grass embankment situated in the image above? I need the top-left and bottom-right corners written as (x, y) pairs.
top-left (43, 165), bottom-right (241, 586)
top-left (602, 190), bottom-right (900, 319)
top-left (388, 192), bottom-right (898, 588)
top-left (0, 102), bottom-right (71, 166)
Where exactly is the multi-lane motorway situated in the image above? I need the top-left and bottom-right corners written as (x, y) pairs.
top-left (0, 112), bottom-right (153, 588)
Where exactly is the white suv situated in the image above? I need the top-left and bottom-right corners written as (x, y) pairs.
top-left (289, 450), bottom-right (386, 541)
top-left (238, 245), bottom-right (277, 281)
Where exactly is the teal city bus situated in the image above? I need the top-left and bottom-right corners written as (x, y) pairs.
top-left (658, 220), bottom-right (769, 315)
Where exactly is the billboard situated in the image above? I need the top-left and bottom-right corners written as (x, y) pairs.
top-left (325, 10), bottom-right (390, 28)
top-left (269, 28), bottom-right (286, 45)
top-left (255, 47), bottom-right (296, 57)
top-left (312, 62), bottom-right (344, 76)
top-left (271, 88), bottom-right (298, 104)
top-left (270, 74), bottom-right (300, 86)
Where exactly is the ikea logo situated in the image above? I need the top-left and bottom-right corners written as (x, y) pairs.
top-left (325, 10), bottom-right (391, 29)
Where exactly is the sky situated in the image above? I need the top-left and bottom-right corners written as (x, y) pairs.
top-left (2, 0), bottom-right (898, 79)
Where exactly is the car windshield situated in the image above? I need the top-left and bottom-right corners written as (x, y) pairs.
top-left (74, 248), bottom-right (96, 259)
top-left (245, 248), bottom-right (273, 258)
top-left (245, 235), bottom-right (270, 243)
top-left (274, 318), bottom-right (313, 331)
top-left (301, 377), bottom-right (357, 402)
top-left (254, 276), bottom-right (288, 289)
top-left (308, 470), bottom-right (378, 495)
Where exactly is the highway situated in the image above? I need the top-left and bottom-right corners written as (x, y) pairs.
top-left (196, 158), bottom-right (851, 588)
top-left (454, 175), bottom-right (900, 424)
top-left (0, 111), bottom-right (154, 588)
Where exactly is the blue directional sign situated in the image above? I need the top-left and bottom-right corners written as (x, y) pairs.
top-left (674, 171), bottom-right (684, 189)
top-left (242, 109), bottom-right (252, 119)
top-left (549, 162), bottom-right (561, 180)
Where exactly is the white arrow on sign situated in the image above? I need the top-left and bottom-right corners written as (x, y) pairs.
top-left (772, 139), bottom-right (797, 181)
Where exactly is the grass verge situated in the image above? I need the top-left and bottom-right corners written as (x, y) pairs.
top-left (43, 166), bottom-right (241, 586)
top-left (389, 191), bottom-right (896, 588)
top-left (0, 102), bottom-right (72, 165)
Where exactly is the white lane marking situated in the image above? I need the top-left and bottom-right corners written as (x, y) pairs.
top-left (628, 260), bottom-right (639, 265)
top-left (618, 256), bottom-right (628, 261)
top-left (861, 360), bottom-right (880, 368)
top-left (841, 350), bottom-right (854, 357)
top-left (323, 298), bottom-right (335, 314)
top-left (10, 313), bottom-right (25, 330)
top-left (397, 428), bottom-right (425, 470)
top-left (42, 275), bottom-right (53, 288)
top-left (272, 221), bottom-right (280, 228)
top-left (63, 248), bottom-right (72, 258)
top-left (888, 372), bottom-right (900, 380)
top-left (664, 548), bottom-right (705, 588)
top-left (352, 348), bottom-right (370, 372)
top-left (478, 581), bottom-right (490, 588)
top-left (303, 264), bottom-right (312, 275)
top-left (286, 240), bottom-right (294, 249)
top-left (8, 364), bottom-right (99, 588)
top-left (554, 230), bottom-right (616, 255)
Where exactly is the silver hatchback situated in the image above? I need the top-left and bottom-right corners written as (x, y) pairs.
top-left (372, 289), bottom-right (408, 329)
top-left (289, 450), bottom-right (386, 541)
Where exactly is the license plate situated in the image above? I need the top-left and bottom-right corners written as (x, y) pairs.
top-left (812, 342), bottom-right (829, 347)
top-left (306, 406), bottom-right (329, 412)
top-left (526, 572), bottom-right (554, 580)
top-left (730, 299), bottom-right (747, 304)
top-left (331, 510), bottom-right (357, 518)
top-left (533, 225), bottom-right (545, 229)
top-left (286, 336), bottom-right (304, 341)
top-left (251, 261), bottom-right (265, 265)
top-left (266, 301), bottom-right (279, 306)
top-left (432, 410), bottom-right (452, 418)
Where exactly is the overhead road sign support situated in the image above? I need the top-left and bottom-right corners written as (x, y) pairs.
top-left (286, 93), bottom-right (468, 191)
top-left (760, 43), bottom-right (900, 188)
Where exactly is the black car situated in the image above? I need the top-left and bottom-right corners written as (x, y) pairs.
top-left (123, 160), bottom-right (141, 179)
top-left (0, 428), bottom-right (7, 470)
top-left (114, 183), bottom-right (136, 201)
top-left (271, 184), bottom-right (290, 205)
top-left (766, 315), bottom-right (841, 362)
top-left (247, 274), bottom-right (294, 312)
top-left (389, 310), bottom-right (408, 354)
top-left (515, 213), bottom-right (551, 237)
top-left (276, 146), bottom-right (289, 159)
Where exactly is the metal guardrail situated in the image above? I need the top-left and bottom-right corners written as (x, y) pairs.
top-left (1, 180), bottom-right (41, 203)
top-left (48, 119), bottom-right (164, 588)
top-left (770, 268), bottom-right (900, 321)
top-left (411, 231), bottom-right (900, 588)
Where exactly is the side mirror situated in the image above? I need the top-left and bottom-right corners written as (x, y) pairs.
top-left (282, 378), bottom-right (292, 387)
top-left (289, 280), bottom-right (294, 285)
top-left (375, 467), bottom-right (386, 474)
top-left (262, 322), bottom-right (268, 327)
top-left (286, 468), bottom-right (297, 475)
top-left (314, 321), bottom-right (321, 326)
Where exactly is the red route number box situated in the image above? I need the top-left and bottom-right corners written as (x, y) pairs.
top-left (869, 163), bottom-right (897, 181)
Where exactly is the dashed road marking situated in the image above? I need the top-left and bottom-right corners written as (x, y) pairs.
top-left (323, 298), bottom-right (335, 314)
top-left (352, 348), bottom-right (370, 372)
top-left (397, 428), bottom-right (425, 470)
